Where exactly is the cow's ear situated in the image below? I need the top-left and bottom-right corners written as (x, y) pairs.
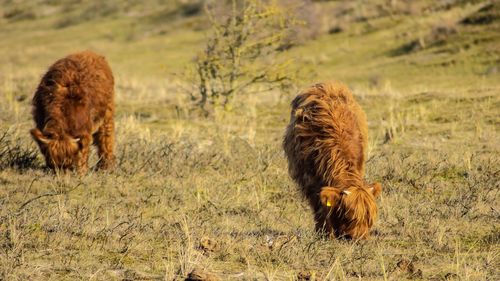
top-left (320, 187), bottom-right (341, 208)
top-left (368, 182), bottom-right (382, 198)
top-left (30, 128), bottom-right (51, 144)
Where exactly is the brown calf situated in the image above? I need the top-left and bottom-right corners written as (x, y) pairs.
top-left (283, 81), bottom-right (381, 239)
top-left (31, 51), bottom-right (115, 173)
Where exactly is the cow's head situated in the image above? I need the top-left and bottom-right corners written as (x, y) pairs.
top-left (320, 182), bottom-right (381, 239)
top-left (30, 128), bottom-right (81, 170)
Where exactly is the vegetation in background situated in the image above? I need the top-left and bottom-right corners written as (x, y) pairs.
top-left (188, 0), bottom-right (299, 114)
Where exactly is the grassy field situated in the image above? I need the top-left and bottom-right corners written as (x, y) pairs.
top-left (0, 1), bottom-right (499, 280)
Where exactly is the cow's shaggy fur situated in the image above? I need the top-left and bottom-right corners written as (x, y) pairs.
top-left (31, 51), bottom-right (115, 173)
top-left (283, 81), bottom-right (381, 239)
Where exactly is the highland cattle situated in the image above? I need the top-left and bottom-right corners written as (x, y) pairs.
top-left (31, 51), bottom-right (115, 173)
top-left (283, 81), bottom-right (381, 239)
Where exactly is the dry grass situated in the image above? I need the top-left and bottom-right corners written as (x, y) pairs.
top-left (0, 78), bottom-right (498, 280)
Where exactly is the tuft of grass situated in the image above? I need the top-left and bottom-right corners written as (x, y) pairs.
top-left (0, 129), bottom-right (39, 171)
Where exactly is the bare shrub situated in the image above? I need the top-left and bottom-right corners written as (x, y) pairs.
top-left (392, 19), bottom-right (459, 56)
top-left (460, 2), bottom-right (499, 25)
top-left (188, 0), bottom-right (299, 115)
top-left (55, 2), bottom-right (120, 28)
top-left (3, 6), bottom-right (36, 21)
top-left (277, 0), bottom-right (331, 46)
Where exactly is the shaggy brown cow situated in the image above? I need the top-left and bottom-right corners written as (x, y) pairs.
top-left (283, 81), bottom-right (381, 239)
top-left (30, 51), bottom-right (115, 173)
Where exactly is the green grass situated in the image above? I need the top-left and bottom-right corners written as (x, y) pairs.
top-left (0, 1), bottom-right (499, 280)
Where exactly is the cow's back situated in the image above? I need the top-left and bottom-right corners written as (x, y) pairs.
top-left (33, 51), bottom-right (114, 137)
top-left (283, 81), bottom-right (368, 194)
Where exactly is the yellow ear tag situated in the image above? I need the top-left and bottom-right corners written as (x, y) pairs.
top-left (326, 200), bottom-right (332, 207)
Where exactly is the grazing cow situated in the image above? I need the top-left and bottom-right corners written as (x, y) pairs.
top-left (30, 51), bottom-right (115, 173)
top-left (283, 81), bottom-right (381, 239)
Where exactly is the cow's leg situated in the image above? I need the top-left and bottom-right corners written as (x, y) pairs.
top-left (310, 196), bottom-right (334, 237)
top-left (76, 135), bottom-right (91, 174)
top-left (95, 109), bottom-right (115, 170)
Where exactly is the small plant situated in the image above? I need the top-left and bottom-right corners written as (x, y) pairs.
top-left (188, 0), bottom-right (299, 115)
top-left (0, 130), bottom-right (38, 170)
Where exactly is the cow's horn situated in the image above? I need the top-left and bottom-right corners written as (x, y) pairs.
top-left (31, 128), bottom-right (51, 144)
top-left (342, 190), bottom-right (351, 195)
top-left (70, 137), bottom-right (80, 143)
top-left (38, 136), bottom-right (51, 144)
